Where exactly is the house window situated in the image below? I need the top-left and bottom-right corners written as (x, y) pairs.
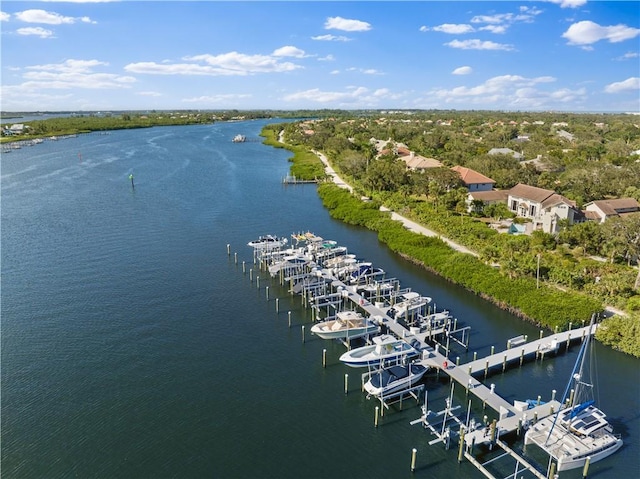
top-left (529, 205), bottom-right (536, 216)
top-left (510, 200), bottom-right (517, 211)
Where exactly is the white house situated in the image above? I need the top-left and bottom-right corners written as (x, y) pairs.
top-left (488, 148), bottom-right (523, 160)
top-left (507, 183), bottom-right (577, 234)
top-left (583, 198), bottom-right (640, 223)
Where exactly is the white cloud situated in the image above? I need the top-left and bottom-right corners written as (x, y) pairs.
top-left (324, 16), bottom-right (371, 32)
top-left (283, 86), bottom-right (393, 106)
top-left (563, 21), bottom-right (640, 45)
top-left (137, 91), bottom-right (162, 97)
top-left (311, 34), bottom-right (351, 42)
top-left (452, 66), bottom-right (472, 75)
top-left (126, 51), bottom-right (303, 76)
top-left (604, 77), bottom-right (640, 93)
top-left (470, 14), bottom-right (513, 25)
top-left (17, 27), bottom-right (54, 38)
top-left (431, 24), bottom-right (475, 34)
top-left (330, 70), bottom-right (340, 75)
top-left (183, 94), bottom-right (252, 103)
top-left (616, 52), bottom-right (639, 61)
top-left (445, 39), bottom-right (515, 51)
top-left (427, 74), bottom-right (570, 109)
top-left (480, 25), bottom-right (507, 34)
top-left (318, 54), bottom-right (335, 62)
top-left (15, 9), bottom-right (95, 25)
top-left (272, 46), bottom-right (306, 58)
top-left (5, 59), bottom-right (136, 94)
top-left (544, 0), bottom-right (587, 8)
top-left (1, 11), bottom-right (10, 22)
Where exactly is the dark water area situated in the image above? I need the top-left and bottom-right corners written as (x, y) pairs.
top-left (2, 120), bottom-right (638, 478)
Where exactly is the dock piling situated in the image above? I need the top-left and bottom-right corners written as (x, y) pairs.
top-left (410, 448), bottom-right (417, 472)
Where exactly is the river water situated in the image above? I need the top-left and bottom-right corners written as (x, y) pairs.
top-left (2, 120), bottom-right (638, 478)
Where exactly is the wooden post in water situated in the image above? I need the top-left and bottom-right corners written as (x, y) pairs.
top-left (344, 374), bottom-right (349, 394)
top-left (227, 243), bottom-right (230, 256)
top-left (288, 311), bottom-right (291, 328)
top-left (457, 426), bottom-right (465, 462)
top-left (129, 173), bottom-right (135, 189)
top-left (234, 252), bottom-right (237, 264)
top-left (242, 261), bottom-right (246, 273)
top-left (301, 325), bottom-right (305, 343)
top-left (374, 406), bottom-right (379, 428)
top-left (410, 448), bottom-right (417, 472)
top-left (275, 298), bottom-right (279, 312)
top-left (322, 349), bottom-right (326, 368)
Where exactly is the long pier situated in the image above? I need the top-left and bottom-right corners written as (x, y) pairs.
top-left (241, 234), bottom-right (598, 478)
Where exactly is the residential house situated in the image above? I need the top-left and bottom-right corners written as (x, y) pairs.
top-left (507, 183), bottom-right (577, 234)
top-left (466, 190), bottom-right (509, 213)
top-left (583, 198), bottom-right (640, 223)
top-left (403, 153), bottom-right (442, 171)
top-left (451, 165), bottom-right (495, 192)
top-left (488, 147), bottom-right (524, 160)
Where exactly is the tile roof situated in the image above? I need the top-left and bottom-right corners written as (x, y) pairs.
top-left (451, 165), bottom-right (495, 185)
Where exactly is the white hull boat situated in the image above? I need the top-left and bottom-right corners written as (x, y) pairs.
top-left (268, 253), bottom-right (314, 277)
top-left (248, 234), bottom-right (287, 250)
top-left (364, 361), bottom-right (428, 397)
top-left (523, 317), bottom-right (622, 471)
top-left (310, 311), bottom-right (379, 340)
top-left (339, 334), bottom-right (420, 368)
top-left (388, 292), bottom-right (432, 320)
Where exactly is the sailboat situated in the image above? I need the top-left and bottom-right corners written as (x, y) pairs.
top-left (524, 316), bottom-right (622, 472)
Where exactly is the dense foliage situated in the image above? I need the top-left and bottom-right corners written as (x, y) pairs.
top-left (318, 183), bottom-right (601, 331)
top-left (263, 110), bottom-right (640, 357)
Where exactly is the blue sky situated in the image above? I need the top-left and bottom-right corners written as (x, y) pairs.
top-left (1, 0), bottom-right (639, 112)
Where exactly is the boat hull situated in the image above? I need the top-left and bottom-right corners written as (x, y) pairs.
top-left (364, 363), bottom-right (428, 397)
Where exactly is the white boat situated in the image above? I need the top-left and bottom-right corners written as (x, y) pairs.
top-left (268, 253), bottom-right (314, 277)
top-left (364, 361), bottom-right (428, 397)
top-left (310, 310), bottom-right (379, 340)
top-left (523, 317), bottom-right (622, 471)
top-left (232, 134), bottom-right (246, 142)
top-left (339, 334), bottom-right (420, 368)
top-left (247, 234), bottom-right (287, 250)
top-left (388, 292), bottom-right (432, 320)
top-left (348, 262), bottom-right (385, 284)
top-left (324, 254), bottom-right (356, 269)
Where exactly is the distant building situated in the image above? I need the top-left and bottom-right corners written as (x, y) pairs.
top-left (488, 148), bottom-right (523, 160)
top-left (451, 165), bottom-right (495, 192)
top-left (583, 198), bottom-right (640, 223)
top-left (402, 152), bottom-right (442, 171)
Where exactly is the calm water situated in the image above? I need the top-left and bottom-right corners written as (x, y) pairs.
top-left (2, 121), bottom-right (638, 479)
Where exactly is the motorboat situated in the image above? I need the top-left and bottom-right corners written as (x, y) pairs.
top-left (357, 281), bottom-right (396, 300)
top-left (524, 317), bottom-right (622, 471)
top-left (247, 234), bottom-right (287, 250)
top-left (324, 254), bottom-right (357, 269)
top-left (364, 361), bottom-right (428, 397)
top-left (339, 334), bottom-right (420, 368)
top-left (348, 262), bottom-right (385, 285)
top-left (387, 292), bottom-right (432, 320)
top-left (268, 253), bottom-right (314, 277)
top-left (416, 310), bottom-right (453, 331)
top-left (310, 310), bottom-right (379, 340)
top-left (232, 134), bottom-right (246, 142)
